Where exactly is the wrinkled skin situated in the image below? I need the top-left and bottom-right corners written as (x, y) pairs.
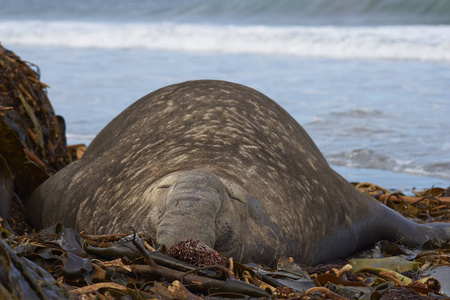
top-left (27, 80), bottom-right (450, 266)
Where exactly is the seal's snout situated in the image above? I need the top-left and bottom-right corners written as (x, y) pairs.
top-left (156, 169), bottom-right (229, 249)
top-left (167, 169), bottom-right (227, 205)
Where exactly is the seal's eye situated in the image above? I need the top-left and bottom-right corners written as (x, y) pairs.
top-left (158, 184), bottom-right (171, 189)
top-left (225, 187), bottom-right (244, 203)
top-left (228, 194), bottom-right (241, 201)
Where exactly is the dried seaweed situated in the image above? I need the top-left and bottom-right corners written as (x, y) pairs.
top-left (0, 44), bottom-right (72, 174)
top-left (354, 182), bottom-right (450, 222)
top-left (0, 45), bottom-right (86, 233)
top-left (167, 238), bottom-right (228, 267)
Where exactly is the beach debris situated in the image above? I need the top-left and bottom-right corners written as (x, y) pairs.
top-left (0, 237), bottom-right (69, 299)
top-left (0, 119), bottom-right (49, 201)
top-left (0, 45), bottom-right (87, 234)
top-left (0, 44), bottom-right (72, 174)
top-left (166, 238), bottom-right (228, 267)
top-left (354, 182), bottom-right (450, 222)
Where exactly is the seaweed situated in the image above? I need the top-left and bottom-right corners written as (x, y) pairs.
top-left (0, 43), bottom-right (71, 174)
top-left (0, 44), bottom-right (86, 233)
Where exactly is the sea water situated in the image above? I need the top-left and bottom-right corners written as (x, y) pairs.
top-left (1, 0), bottom-right (449, 191)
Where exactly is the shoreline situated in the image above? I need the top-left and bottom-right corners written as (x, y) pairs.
top-left (332, 165), bottom-right (449, 195)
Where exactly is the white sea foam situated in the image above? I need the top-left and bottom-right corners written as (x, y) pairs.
top-left (66, 133), bottom-right (96, 141)
top-left (328, 150), bottom-right (450, 180)
top-left (2, 20), bottom-right (450, 61)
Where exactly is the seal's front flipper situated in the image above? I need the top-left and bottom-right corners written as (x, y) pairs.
top-left (156, 169), bottom-right (229, 249)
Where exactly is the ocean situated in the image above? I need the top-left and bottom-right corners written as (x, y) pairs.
top-left (1, 0), bottom-right (449, 191)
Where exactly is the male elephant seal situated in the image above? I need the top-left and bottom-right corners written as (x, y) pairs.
top-left (27, 80), bottom-right (449, 266)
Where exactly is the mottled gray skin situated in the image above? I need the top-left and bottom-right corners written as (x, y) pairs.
top-left (27, 80), bottom-right (450, 266)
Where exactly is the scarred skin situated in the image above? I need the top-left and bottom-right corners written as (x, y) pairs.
top-left (27, 80), bottom-right (450, 266)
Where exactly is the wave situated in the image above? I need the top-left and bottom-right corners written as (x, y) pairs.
top-left (330, 109), bottom-right (385, 117)
top-left (66, 133), bottom-right (96, 141)
top-left (2, 21), bottom-right (450, 61)
top-left (327, 149), bottom-right (450, 180)
top-left (2, 0), bottom-right (450, 26)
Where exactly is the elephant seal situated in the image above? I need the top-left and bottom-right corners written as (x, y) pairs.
top-left (27, 80), bottom-right (450, 266)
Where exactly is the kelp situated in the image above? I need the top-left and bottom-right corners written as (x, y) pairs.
top-left (350, 257), bottom-right (419, 273)
top-left (0, 155), bottom-right (13, 220)
top-left (10, 224), bottom-right (273, 298)
top-left (0, 44), bottom-right (87, 233)
top-left (0, 238), bottom-right (69, 299)
top-left (0, 44), bottom-right (72, 174)
top-left (167, 238), bottom-right (228, 267)
top-left (0, 119), bottom-right (49, 201)
top-left (354, 182), bottom-right (450, 222)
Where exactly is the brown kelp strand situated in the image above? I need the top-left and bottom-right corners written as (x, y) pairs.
top-left (354, 182), bottom-right (450, 222)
